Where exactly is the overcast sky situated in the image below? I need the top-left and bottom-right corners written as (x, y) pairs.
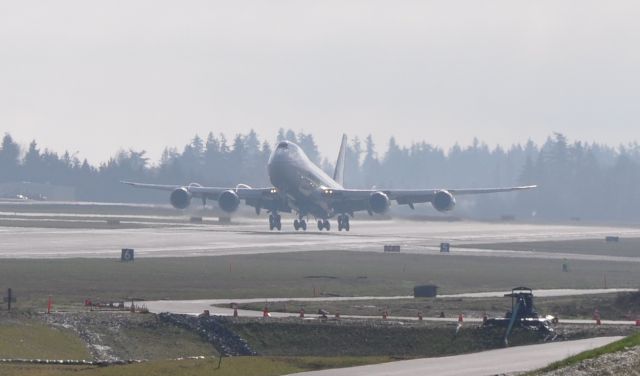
top-left (1, 1), bottom-right (639, 164)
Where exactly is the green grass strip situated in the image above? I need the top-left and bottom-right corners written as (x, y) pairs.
top-left (0, 356), bottom-right (393, 376)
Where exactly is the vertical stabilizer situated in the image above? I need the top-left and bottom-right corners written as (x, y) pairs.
top-left (333, 134), bottom-right (347, 186)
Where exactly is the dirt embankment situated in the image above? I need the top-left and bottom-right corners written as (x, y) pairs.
top-left (44, 312), bottom-right (216, 361)
top-left (220, 317), bottom-right (637, 358)
top-left (158, 313), bottom-right (256, 356)
top-left (28, 311), bottom-right (639, 364)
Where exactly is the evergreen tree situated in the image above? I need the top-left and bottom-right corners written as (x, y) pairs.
top-left (362, 135), bottom-right (381, 188)
top-left (0, 134), bottom-right (20, 182)
top-left (297, 132), bottom-right (321, 165)
top-left (1, 130), bottom-right (639, 221)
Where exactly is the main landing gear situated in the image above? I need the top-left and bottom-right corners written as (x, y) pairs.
top-left (269, 214), bottom-right (282, 231)
top-left (293, 218), bottom-right (308, 231)
top-left (337, 214), bottom-right (350, 231)
top-left (269, 215), bottom-right (349, 232)
top-left (317, 219), bottom-right (331, 231)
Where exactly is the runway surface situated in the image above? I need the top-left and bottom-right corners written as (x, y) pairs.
top-left (2, 216), bottom-right (640, 259)
top-left (3, 206), bottom-right (637, 375)
top-left (287, 336), bottom-right (624, 376)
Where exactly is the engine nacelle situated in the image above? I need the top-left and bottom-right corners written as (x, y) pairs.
top-left (170, 187), bottom-right (192, 209)
top-left (218, 190), bottom-right (240, 213)
top-left (432, 190), bottom-right (456, 212)
top-left (369, 191), bottom-right (390, 214)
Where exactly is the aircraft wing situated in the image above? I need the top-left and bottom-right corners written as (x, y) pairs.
top-left (387, 185), bottom-right (537, 203)
top-left (121, 181), bottom-right (290, 213)
top-left (446, 186), bottom-right (538, 195)
top-left (121, 181), bottom-right (181, 191)
top-left (325, 185), bottom-right (537, 213)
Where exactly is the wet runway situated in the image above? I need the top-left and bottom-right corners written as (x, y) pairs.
top-left (2, 217), bottom-right (640, 259)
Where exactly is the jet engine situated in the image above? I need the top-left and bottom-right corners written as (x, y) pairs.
top-left (432, 190), bottom-right (456, 212)
top-left (218, 190), bottom-right (240, 213)
top-left (369, 191), bottom-right (390, 214)
top-left (170, 187), bottom-right (192, 209)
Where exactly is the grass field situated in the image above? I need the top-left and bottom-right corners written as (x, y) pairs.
top-left (0, 356), bottom-right (392, 376)
top-left (460, 238), bottom-right (640, 258)
top-left (0, 311), bottom-right (218, 361)
top-left (1, 250), bottom-right (639, 309)
top-left (0, 315), bottom-right (90, 359)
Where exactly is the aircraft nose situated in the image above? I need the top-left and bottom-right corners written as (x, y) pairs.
top-left (268, 146), bottom-right (291, 168)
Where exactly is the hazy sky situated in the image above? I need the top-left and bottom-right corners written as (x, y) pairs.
top-left (1, 1), bottom-right (639, 164)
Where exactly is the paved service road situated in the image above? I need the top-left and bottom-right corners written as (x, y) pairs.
top-left (144, 289), bottom-right (638, 326)
top-left (286, 337), bottom-right (623, 376)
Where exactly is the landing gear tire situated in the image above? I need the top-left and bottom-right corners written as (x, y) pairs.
top-left (338, 214), bottom-right (350, 231)
top-left (269, 214), bottom-right (282, 231)
top-left (294, 218), bottom-right (307, 231)
top-left (317, 219), bottom-right (330, 231)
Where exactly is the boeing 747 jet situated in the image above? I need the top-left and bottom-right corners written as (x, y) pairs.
top-left (123, 135), bottom-right (535, 231)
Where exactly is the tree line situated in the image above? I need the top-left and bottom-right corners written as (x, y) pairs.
top-left (1, 130), bottom-right (640, 221)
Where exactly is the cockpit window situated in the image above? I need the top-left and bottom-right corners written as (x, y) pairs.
top-left (277, 141), bottom-right (289, 149)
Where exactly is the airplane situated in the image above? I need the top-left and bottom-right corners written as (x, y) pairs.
top-left (123, 135), bottom-right (536, 231)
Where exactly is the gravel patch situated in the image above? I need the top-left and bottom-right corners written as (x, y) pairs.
top-left (540, 345), bottom-right (640, 376)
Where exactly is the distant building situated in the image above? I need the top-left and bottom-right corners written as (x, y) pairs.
top-left (0, 182), bottom-right (76, 201)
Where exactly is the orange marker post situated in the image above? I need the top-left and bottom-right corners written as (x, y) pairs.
top-left (593, 309), bottom-right (601, 325)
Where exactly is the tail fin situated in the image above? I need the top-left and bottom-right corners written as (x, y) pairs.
top-left (333, 134), bottom-right (347, 186)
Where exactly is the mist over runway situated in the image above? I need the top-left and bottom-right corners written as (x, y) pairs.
top-left (2, 215), bottom-right (640, 260)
